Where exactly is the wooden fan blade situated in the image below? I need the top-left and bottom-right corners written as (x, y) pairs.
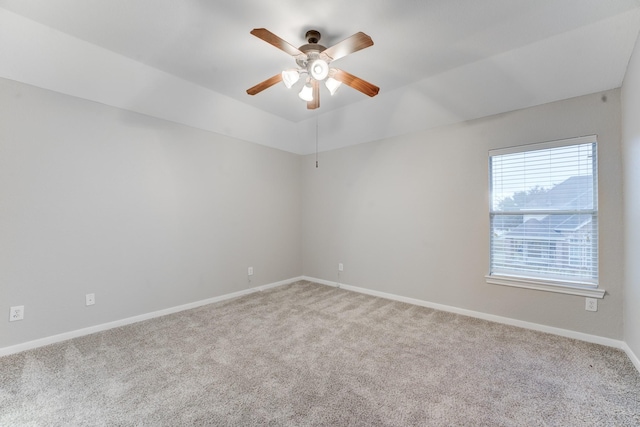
top-left (307, 79), bottom-right (320, 109)
top-left (322, 32), bottom-right (373, 62)
top-left (250, 28), bottom-right (303, 56)
top-left (246, 73), bottom-right (282, 95)
top-left (332, 69), bottom-right (380, 97)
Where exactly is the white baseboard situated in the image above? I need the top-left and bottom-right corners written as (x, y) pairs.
top-left (302, 276), bottom-right (626, 350)
top-left (0, 276), bottom-right (303, 357)
top-left (622, 342), bottom-right (640, 373)
top-left (4, 275), bottom-right (637, 375)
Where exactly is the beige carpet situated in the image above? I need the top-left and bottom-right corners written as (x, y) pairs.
top-left (1, 280), bottom-right (639, 426)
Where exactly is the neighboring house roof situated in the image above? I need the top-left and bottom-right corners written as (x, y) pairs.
top-left (503, 175), bottom-right (594, 241)
top-left (505, 214), bottom-right (592, 241)
top-left (524, 175), bottom-right (594, 211)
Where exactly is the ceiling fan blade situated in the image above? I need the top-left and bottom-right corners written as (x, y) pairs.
top-left (307, 79), bottom-right (320, 109)
top-left (246, 74), bottom-right (282, 95)
top-left (332, 69), bottom-right (380, 97)
top-left (322, 32), bottom-right (373, 62)
top-left (250, 28), bottom-right (303, 56)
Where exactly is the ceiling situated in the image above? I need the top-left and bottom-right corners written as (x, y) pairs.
top-left (1, 0), bottom-right (640, 153)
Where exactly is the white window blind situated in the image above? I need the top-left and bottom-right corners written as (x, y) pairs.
top-left (489, 136), bottom-right (598, 287)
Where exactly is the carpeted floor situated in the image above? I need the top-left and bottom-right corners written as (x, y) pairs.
top-left (1, 280), bottom-right (639, 426)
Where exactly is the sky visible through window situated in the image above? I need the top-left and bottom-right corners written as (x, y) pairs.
top-left (491, 143), bottom-right (594, 210)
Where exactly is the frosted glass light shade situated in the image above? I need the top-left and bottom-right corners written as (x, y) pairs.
top-left (298, 83), bottom-right (314, 101)
top-left (325, 77), bottom-right (342, 95)
top-left (281, 69), bottom-right (300, 88)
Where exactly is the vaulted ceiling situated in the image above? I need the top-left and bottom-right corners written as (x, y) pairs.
top-left (1, 0), bottom-right (639, 154)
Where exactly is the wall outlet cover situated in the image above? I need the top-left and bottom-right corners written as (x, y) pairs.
top-left (86, 293), bottom-right (95, 306)
top-left (10, 305), bottom-right (24, 321)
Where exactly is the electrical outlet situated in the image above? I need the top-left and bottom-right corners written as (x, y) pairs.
top-left (248, 267), bottom-right (254, 276)
top-left (9, 306), bottom-right (24, 322)
top-left (86, 293), bottom-right (95, 306)
top-left (338, 263), bottom-right (344, 272)
top-left (585, 298), bottom-right (598, 312)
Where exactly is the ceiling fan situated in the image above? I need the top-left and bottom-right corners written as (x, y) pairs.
top-left (246, 28), bottom-right (380, 110)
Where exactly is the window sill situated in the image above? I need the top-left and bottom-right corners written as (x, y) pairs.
top-left (485, 275), bottom-right (605, 299)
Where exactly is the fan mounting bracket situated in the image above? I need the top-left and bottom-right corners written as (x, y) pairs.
top-left (305, 30), bottom-right (321, 44)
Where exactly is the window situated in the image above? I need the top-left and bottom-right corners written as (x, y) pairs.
top-left (487, 136), bottom-right (603, 298)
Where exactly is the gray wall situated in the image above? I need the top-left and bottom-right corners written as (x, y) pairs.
top-left (0, 78), bottom-right (302, 348)
top-left (302, 90), bottom-right (624, 339)
top-left (622, 33), bottom-right (640, 360)
top-left (1, 75), bottom-right (630, 350)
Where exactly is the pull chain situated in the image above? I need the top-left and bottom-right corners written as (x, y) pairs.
top-left (315, 116), bottom-right (319, 168)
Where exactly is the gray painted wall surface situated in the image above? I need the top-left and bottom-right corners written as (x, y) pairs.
top-left (302, 90), bottom-right (624, 339)
top-left (0, 77), bottom-right (629, 350)
top-left (0, 78), bottom-right (302, 348)
top-left (622, 33), bottom-right (640, 359)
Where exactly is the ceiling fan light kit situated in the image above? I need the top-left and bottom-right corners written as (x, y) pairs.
top-left (247, 28), bottom-right (380, 110)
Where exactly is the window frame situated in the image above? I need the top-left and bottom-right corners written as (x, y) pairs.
top-left (486, 135), bottom-right (604, 299)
